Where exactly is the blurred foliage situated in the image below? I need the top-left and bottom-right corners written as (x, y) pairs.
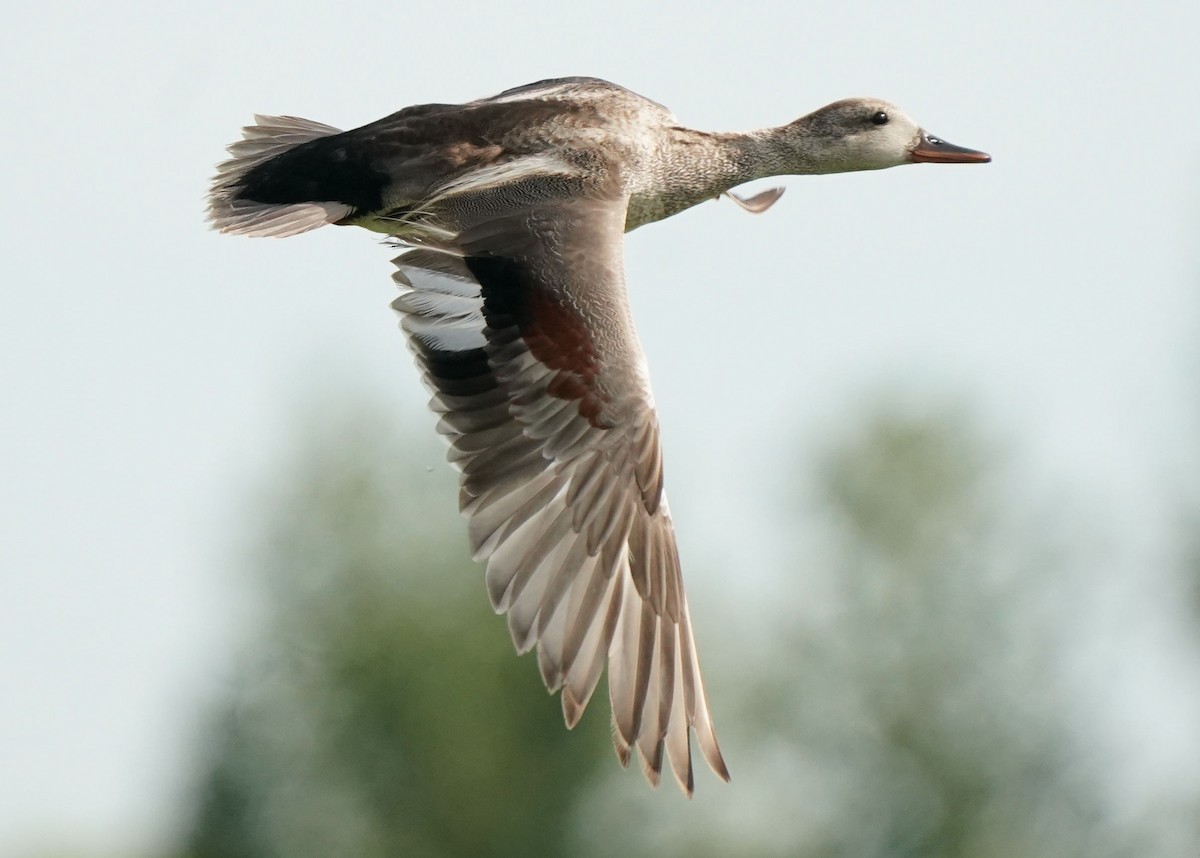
top-left (178, 398), bottom-right (1200, 858)
top-left (574, 405), bottom-right (1143, 858)
top-left (180, 408), bottom-right (610, 858)
top-left (774, 407), bottom-right (1108, 857)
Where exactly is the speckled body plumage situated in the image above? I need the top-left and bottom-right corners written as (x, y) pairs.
top-left (230, 78), bottom-right (773, 239)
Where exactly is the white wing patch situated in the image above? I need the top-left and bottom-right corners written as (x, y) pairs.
top-left (392, 253), bottom-right (487, 353)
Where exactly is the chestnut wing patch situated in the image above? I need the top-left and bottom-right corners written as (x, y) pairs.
top-left (465, 254), bottom-right (607, 428)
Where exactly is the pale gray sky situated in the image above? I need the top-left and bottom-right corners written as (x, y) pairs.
top-left (3, 1), bottom-right (1200, 854)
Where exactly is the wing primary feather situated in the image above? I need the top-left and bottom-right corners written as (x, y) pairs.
top-left (630, 597), bottom-right (657, 741)
top-left (664, 628), bottom-right (695, 794)
top-left (611, 573), bottom-right (653, 747)
top-left (560, 537), bottom-right (624, 671)
top-left (583, 480), bottom-right (628, 555)
top-left (635, 616), bottom-right (666, 785)
top-left (486, 500), bottom-right (573, 612)
top-left (536, 579), bottom-right (572, 692)
top-left (467, 473), bottom-right (562, 559)
top-left (561, 564), bottom-right (621, 728)
top-left (679, 603), bottom-right (730, 782)
top-left (565, 451), bottom-right (608, 509)
top-left (535, 535), bottom-right (592, 638)
top-left (656, 614), bottom-right (677, 741)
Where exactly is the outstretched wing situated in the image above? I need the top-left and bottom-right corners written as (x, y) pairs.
top-left (390, 189), bottom-right (728, 794)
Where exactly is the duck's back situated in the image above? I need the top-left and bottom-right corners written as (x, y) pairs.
top-left (211, 77), bottom-right (673, 239)
top-left (478, 76), bottom-right (673, 116)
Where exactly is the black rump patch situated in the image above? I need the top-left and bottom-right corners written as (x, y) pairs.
top-left (236, 135), bottom-right (390, 214)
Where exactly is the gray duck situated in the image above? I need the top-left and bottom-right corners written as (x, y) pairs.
top-left (208, 76), bottom-right (989, 794)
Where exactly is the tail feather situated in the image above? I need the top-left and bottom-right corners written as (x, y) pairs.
top-left (207, 115), bottom-right (354, 237)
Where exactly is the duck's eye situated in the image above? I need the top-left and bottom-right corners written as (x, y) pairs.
top-left (871, 111), bottom-right (889, 126)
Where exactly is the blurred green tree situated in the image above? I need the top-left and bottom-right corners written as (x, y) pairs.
top-left (179, 395), bottom-right (1199, 858)
top-left (180, 404), bottom-right (610, 858)
top-left (575, 403), bottom-right (1120, 858)
top-left (780, 407), bottom-right (1104, 857)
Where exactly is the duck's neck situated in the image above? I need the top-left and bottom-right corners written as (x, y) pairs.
top-left (626, 124), bottom-right (831, 231)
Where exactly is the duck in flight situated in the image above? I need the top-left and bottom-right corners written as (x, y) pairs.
top-left (208, 76), bottom-right (989, 795)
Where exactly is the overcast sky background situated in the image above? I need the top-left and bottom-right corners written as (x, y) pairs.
top-left (3, 2), bottom-right (1200, 855)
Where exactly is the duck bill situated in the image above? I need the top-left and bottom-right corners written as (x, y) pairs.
top-left (910, 131), bottom-right (991, 164)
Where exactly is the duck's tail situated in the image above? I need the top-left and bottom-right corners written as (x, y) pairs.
top-left (207, 115), bottom-right (354, 237)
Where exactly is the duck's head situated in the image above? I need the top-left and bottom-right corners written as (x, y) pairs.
top-left (789, 98), bottom-right (990, 173)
